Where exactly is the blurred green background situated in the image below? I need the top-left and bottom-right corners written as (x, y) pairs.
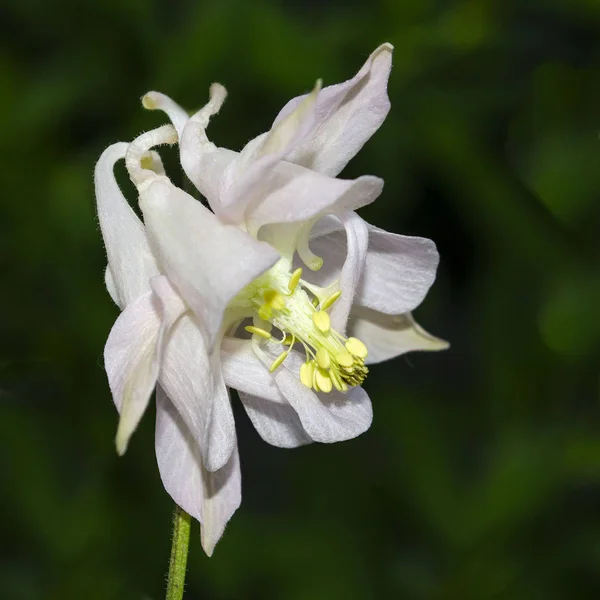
top-left (2, 0), bottom-right (600, 598)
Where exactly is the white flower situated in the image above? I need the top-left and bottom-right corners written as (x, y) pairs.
top-left (96, 43), bottom-right (447, 555)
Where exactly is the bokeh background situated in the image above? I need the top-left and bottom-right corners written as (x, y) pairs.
top-left (2, 0), bottom-right (600, 598)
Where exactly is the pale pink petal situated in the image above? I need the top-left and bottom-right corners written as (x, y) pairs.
top-left (244, 164), bottom-right (382, 237)
top-left (142, 91), bottom-right (190, 138)
top-left (104, 276), bottom-right (186, 455)
top-left (155, 386), bottom-right (241, 557)
top-left (272, 43), bottom-right (393, 176)
top-left (221, 337), bottom-right (282, 402)
top-left (357, 224), bottom-right (439, 315)
top-left (275, 364), bottom-right (373, 443)
top-left (95, 143), bottom-right (159, 308)
top-left (139, 177), bottom-right (279, 348)
top-left (327, 212), bottom-right (369, 332)
top-left (308, 218), bottom-right (439, 316)
top-left (179, 84), bottom-right (238, 216)
top-left (238, 391), bottom-right (312, 448)
top-left (160, 314), bottom-right (235, 472)
top-left (219, 81), bottom-right (321, 222)
top-left (348, 308), bottom-right (449, 365)
top-left (220, 338), bottom-right (312, 448)
top-left (266, 346), bottom-right (373, 443)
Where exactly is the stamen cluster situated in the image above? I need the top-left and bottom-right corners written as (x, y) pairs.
top-left (240, 265), bottom-right (369, 393)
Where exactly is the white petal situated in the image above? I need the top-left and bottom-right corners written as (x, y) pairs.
top-left (245, 163), bottom-right (383, 236)
top-left (105, 266), bottom-right (119, 305)
top-left (238, 391), bottom-right (312, 448)
top-left (95, 143), bottom-right (159, 308)
top-left (221, 337), bottom-right (282, 402)
top-left (357, 224), bottom-right (439, 315)
top-left (142, 91), bottom-right (190, 138)
top-left (220, 338), bottom-right (312, 448)
top-left (272, 43), bottom-right (393, 176)
top-left (275, 366), bottom-right (373, 443)
top-left (348, 307), bottom-right (449, 365)
top-left (272, 348), bottom-right (373, 443)
top-left (155, 387), bottom-right (241, 557)
top-left (104, 277), bottom-right (186, 455)
top-left (219, 81), bottom-right (321, 222)
top-left (160, 314), bottom-right (235, 472)
top-left (328, 212), bottom-right (368, 332)
top-left (139, 177), bottom-right (279, 348)
top-left (179, 84), bottom-right (238, 215)
top-left (309, 219), bottom-right (439, 316)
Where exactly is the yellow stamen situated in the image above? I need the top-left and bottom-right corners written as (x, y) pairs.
top-left (346, 337), bottom-right (368, 359)
top-left (330, 368), bottom-right (344, 392)
top-left (321, 291), bottom-right (342, 311)
top-left (315, 347), bottom-right (331, 369)
top-left (312, 310), bottom-right (330, 333)
top-left (269, 350), bottom-right (288, 373)
top-left (300, 361), bottom-right (314, 388)
top-left (336, 351), bottom-right (354, 368)
top-left (245, 325), bottom-right (272, 339)
top-left (264, 289), bottom-right (286, 310)
top-left (288, 268), bottom-right (303, 293)
top-left (315, 368), bottom-right (333, 393)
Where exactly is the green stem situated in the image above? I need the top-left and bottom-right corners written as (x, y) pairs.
top-left (165, 505), bottom-right (191, 600)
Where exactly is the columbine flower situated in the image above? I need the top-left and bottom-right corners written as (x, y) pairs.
top-left (96, 43), bottom-right (447, 555)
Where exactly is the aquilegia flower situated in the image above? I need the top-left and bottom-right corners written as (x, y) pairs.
top-left (96, 43), bottom-right (447, 555)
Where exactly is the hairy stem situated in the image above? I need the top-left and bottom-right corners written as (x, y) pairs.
top-left (165, 505), bottom-right (191, 600)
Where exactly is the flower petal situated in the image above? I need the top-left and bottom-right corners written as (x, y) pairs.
top-left (271, 347), bottom-right (373, 443)
top-left (348, 307), bottom-right (449, 364)
top-left (221, 337), bottom-right (282, 402)
top-left (104, 276), bottom-right (186, 455)
top-left (238, 391), bottom-right (312, 448)
top-left (272, 43), bottom-right (393, 176)
top-left (219, 80), bottom-right (321, 223)
top-left (142, 91), bottom-right (190, 138)
top-left (245, 165), bottom-right (383, 237)
top-left (275, 366), bottom-right (373, 443)
top-left (95, 143), bottom-right (159, 308)
top-left (179, 84), bottom-right (238, 216)
top-left (308, 218), bottom-right (439, 316)
top-left (139, 177), bottom-right (279, 348)
top-left (155, 386), bottom-right (241, 557)
top-left (160, 314), bottom-right (235, 472)
top-left (327, 212), bottom-right (369, 332)
top-left (357, 224), bottom-right (439, 315)
top-left (220, 337), bottom-right (312, 448)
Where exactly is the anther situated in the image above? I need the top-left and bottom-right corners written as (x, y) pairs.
top-left (269, 350), bottom-right (289, 373)
top-left (336, 351), bottom-right (354, 368)
top-left (346, 337), bottom-right (368, 359)
top-left (288, 268), bottom-right (303, 293)
top-left (314, 368), bottom-right (333, 393)
top-left (330, 368), bottom-right (345, 392)
top-left (245, 326), bottom-right (272, 339)
top-left (312, 311), bottom-right (331, 333)
top-left (300, 361), bottom-right (314, 388)
top-left (321, 291), bottom-right (342, 311)
top-left (315, 347), bottom-right (331, 369)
